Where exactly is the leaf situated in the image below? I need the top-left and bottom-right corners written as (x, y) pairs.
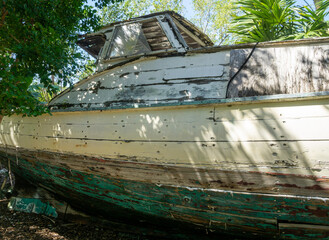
top-left (229, 0), bottom-right (329, 43)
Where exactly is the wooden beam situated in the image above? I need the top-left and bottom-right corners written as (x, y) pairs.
top-left (172, 19), bottom-right (206, 47)
top-left (156, 16), bottom-right (185, 53)
top-left (164, 13), bottom-right (189, 49)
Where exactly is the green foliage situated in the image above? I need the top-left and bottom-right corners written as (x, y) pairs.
top-left (77, 60), bottom-right (97, 81)
top-left (294, 0), bottom-right (329, 39)
top-left (28, 82), bottom-right (61, 104)
top-left (230, 0), bottom-right (329, 43)
top-left (0, 0), bottom-right (120, 117)
top-left (192, 0), bottom-right (236, 45)
top-left (99, 0), bottom-right (182, 25)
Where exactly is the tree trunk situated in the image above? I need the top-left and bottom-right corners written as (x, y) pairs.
top-left (51, 75), bottom-right (55, 85)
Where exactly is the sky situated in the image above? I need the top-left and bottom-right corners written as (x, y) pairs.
top-left (182, 0), bottom-right (194, 19)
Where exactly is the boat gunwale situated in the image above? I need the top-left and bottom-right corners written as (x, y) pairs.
top-left (49, 91), bottom-right (329, 113)
top-left (189, 36), bottom-right (329, 54)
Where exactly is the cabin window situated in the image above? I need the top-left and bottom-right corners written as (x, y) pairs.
top-left (108, 23), bottom-right (151, 58)
top-left (77, 35), bottom-right (106, 59)
top-left (106, 18), bottom-right (174, 59)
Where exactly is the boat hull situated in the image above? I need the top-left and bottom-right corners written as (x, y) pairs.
top-left (0, 148), bottom-right (328, 238)
top-left (1, 148), bottom-right (329, 238)
top-left (1, 94), bottom-right (329, 238)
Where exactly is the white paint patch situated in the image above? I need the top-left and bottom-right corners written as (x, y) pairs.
top-left (164, 65), bottom-right (224, 80)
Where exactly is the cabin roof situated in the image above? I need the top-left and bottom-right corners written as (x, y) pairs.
top-left (77, 11), bottom-right (213, 58)
top-left (101, 11), bottom-right (213, 46)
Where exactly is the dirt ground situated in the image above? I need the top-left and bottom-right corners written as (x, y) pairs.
top-left (0, 198), bottom-right (149, 240)
top-left (0, 197), bottom-right (232, 240)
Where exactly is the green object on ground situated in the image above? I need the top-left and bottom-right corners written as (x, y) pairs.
top-left (8, 197), bottom-right (58, 218)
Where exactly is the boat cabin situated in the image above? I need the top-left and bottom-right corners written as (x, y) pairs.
top-left (49, 11), bottom-right (329, 112)
top-left (77, 11), bottom-right (213, 66)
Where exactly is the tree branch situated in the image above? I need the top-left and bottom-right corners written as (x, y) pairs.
top-left (9, 33), bottom-right (20, 43)
top-left (0, 8), bottom-right (8, 27)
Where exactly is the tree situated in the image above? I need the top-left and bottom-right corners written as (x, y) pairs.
top-left (0, 0), bottom-right (120, 117)
top-left (99, 0), bottom-right (182, 25)
top-left (230, 0), bottom-right (329, 43)
top-left (191, 0), bottom-right (235, 45)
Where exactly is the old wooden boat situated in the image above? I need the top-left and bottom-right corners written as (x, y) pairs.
top-left (0, 11), bottom-right (329, 238)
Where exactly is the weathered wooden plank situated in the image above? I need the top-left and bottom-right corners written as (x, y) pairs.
top-left (4, 99), bottom-right (329, 142)
top-left (52, 51), bottom-right (230, 107)
top-left (163, 65), bottom-right (224, 80)
top-left (50, 81), bottom-right (227, 106)
top-left (131, 51), bottom-right (229, 72)
top-left (142, 25), bottom-right (164, 33)
top-left (4, 112), bottom-right (329, 147)
top-left (99, 51), bottom-right (230, 78)
top-left (156, 16), bottom-right (184, 52)
top-left (50, 50), bottom-right (230, 110)
top-left (228, 45), bottom-right (329, 97)
top-left (146, 37), bottom-right (170, 44)
top-left (84, 68), bottom-right (227, 90)
top-left (3, 99), bottom-right (329, 174)
top-left (185, 41), bottom-right (200, 49)
top-left (141, 21), bottom-right (159, 28)
top-left (173, 19), bottom-right (206, 47)
top-left (143, 31), bottom-right (166, 38)
top-left (1, 146), bottom-right (327, 198)
top-left (165, 13), bottom-right (189, 50)
top-left (279, 223), bottom-right (329, 239)
top-left (2, 131), bottom-right (329, 179)
top-left (5, 96), bottom-right (329, 126)
top-left (46, 91), bottom-right (329, 113)
top-left (150, 42), bottom-right (172, 49)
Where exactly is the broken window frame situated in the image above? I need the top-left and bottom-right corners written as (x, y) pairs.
top-left (101, 16), bottom-right (186, 61)
top-left (105, 22), bottom-right (152, 59)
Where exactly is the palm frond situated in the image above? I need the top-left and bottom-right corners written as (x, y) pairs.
top-left (230, 0), bottom-right (329, 43)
